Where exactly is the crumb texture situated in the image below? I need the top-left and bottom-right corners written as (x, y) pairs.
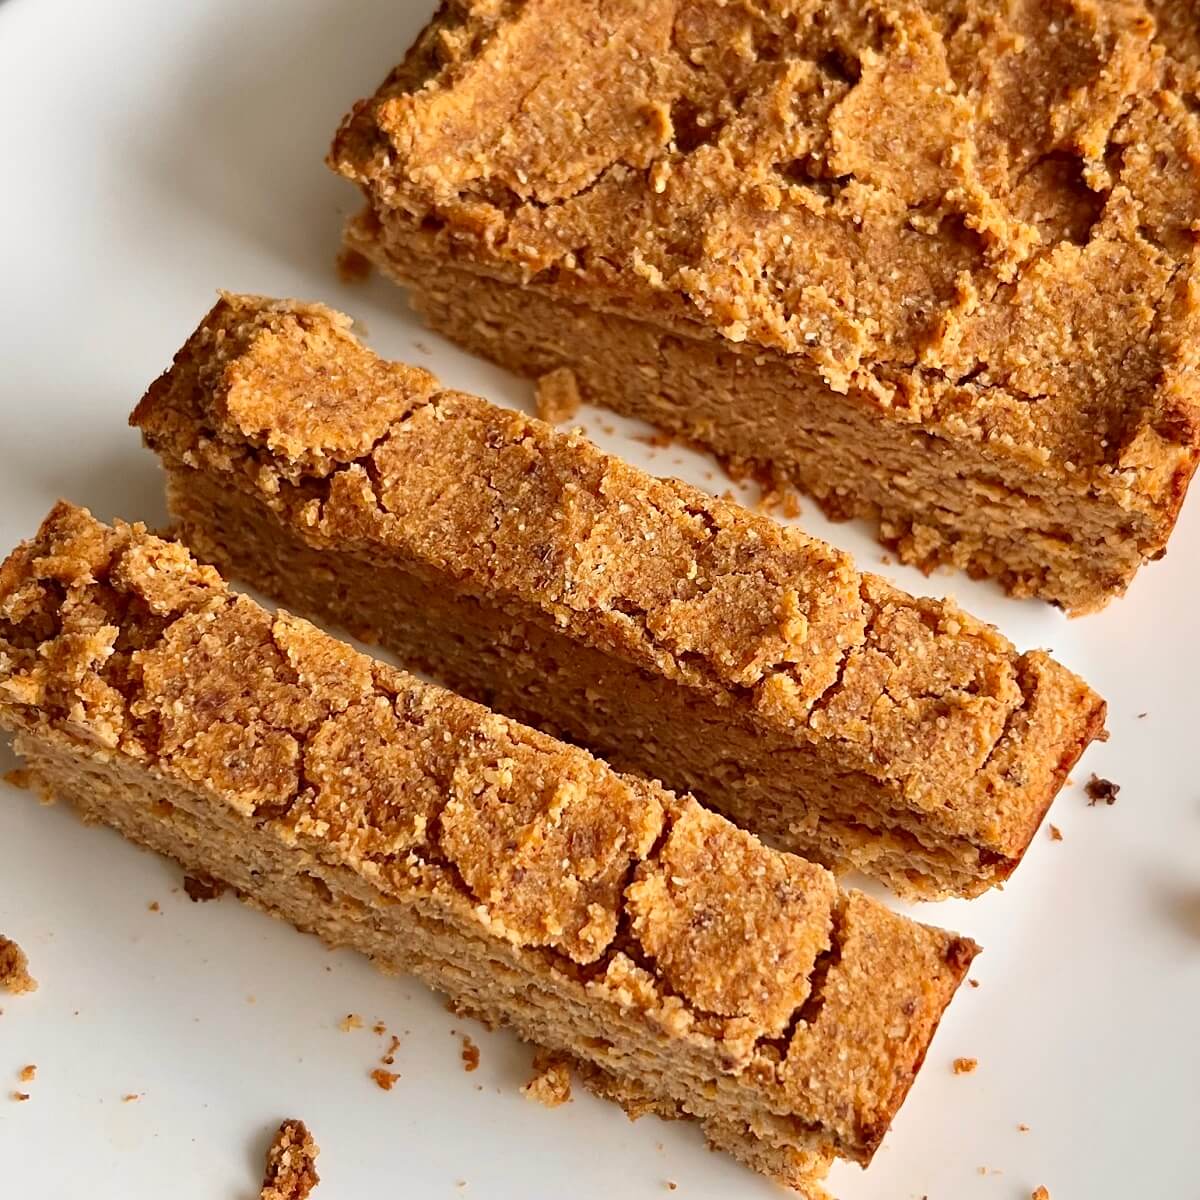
top-left (260, 1119), bottom-right (320, 1200)
top-left (0, 936), bottom-right (36, 995)
top-left (523, 1050), bottom-right (573, 1107)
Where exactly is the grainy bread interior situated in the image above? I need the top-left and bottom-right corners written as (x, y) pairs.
top-left (0, 504), bottom-right (979, 1195)
top-left (329, 0), bottom-right (1200, 612)
top-left (133, 294), bottom-right (1106, 900)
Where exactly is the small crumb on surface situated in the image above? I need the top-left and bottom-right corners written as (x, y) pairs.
top-left (1032, 1188), bottom-right (1050, 1200)
top-left (371, 1021), bottom-right (387, 1036)
top-left (3, 768), bottom-right (31, 789)
top-left (183, 874), bottom-right (226, 902)
top-left (1048, 824), bottom-right (1063, 841)
top-left (521, 1051), bottom-right (572, 1108)
top-left (339, 1013), bottom-right (363, 1033)
top-left (1018, 1123), bottom-right (1031, 1132)
top-left (381, 1035), bottom-right (401, 1066)
top-left (535, 367), bottom-right (582, 424)
top-left (12, 1091), bottom-right (29, 1102)
top-left (667, 1183), bottom-right (678, 1192)
top-left (1085, 775), bottom-right (1120, 806)
top-left (0, 935), bottom-right (36, 995)
top-left (148, 901), bottom-right (161, 912)
top-left (335, 247), bottom-right (371, 285)
top-left (18, 1065), bottom-right (36, 1083)
top-left (370, 1068), bottom-right (400, 1091)
top-left (122, 1093), bottom-right (140, 1103)
top-left (260, 1118), bottom-right (320, 1200)
top-left (1137, 712), bottom-right (1148, 719)
top-left (953, 1057), bottom-right (978, 1075)
top-left (968, 978), bottom-right (980, 989)
top-left (461, 1035), bottom-right (480, 1073)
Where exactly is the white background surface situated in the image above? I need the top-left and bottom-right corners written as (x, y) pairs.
top-left (0, 1), bottom-right (1197, 1196)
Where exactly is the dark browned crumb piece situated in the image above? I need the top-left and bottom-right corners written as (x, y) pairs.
top-left (335, 247), bottom-right (371, 285)
top-left (968, 978), bottom-right (980, 988)
top-left (183, 873), bottom-right (227, 902)
top-left (1048, 824), bottom-right (1063, 841)
top-left (12, 1091), bottom-right (29, 1102)
top-left (952, 1057), bottom-right (978, 1075)
top-left (521, 1050), bottom-right (572, 1108)
top-left (0, 936), bottom-right (36, 995)
top-left (370, 1068), bottom-right (400, 1091)
top-left (1085, 776), bottom-right (1121, 806)
top-left (381, 1035), bottom-right (401, 1066)
top-left (461, 1035), bottom-right (480, 1072)
top-left (261, 1119), bottom-right (320, 1200)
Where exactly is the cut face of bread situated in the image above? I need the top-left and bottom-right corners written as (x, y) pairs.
top-left (0, 503), bottom-right (979, 1196)
top-left (133, 293), bottom-right (1106, 900)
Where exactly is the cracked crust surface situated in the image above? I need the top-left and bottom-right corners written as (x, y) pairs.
top-left (133, 295), bottom-right (1105, 898)
top-left (329, 0), bottom-right (1200, 609)
top-left (0, 504), bottom-right (978, 1185)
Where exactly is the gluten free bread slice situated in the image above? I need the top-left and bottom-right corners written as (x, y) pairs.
top-left (133, 294), bottom-right (1106, 900)
top-left (0, 504), bottom-right (978, 1195)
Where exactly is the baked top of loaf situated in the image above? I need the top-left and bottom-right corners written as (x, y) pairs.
top-left (330, 0), bottom-right (1200, 487)
top-left (133, 293), bottom-right (1105, 863)
top-left (0, 502), bottom-right (978, 1164)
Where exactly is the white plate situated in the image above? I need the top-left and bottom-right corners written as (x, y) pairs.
top-left (1, 2), bottom-right (1197, 1196)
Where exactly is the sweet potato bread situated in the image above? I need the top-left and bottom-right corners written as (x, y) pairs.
top-left (132, 294), bottom-right (1106, 900)
top-left (329, 0), bottom-right (1200, 613)
top-left (0, 504), bottom-right (979, 1196)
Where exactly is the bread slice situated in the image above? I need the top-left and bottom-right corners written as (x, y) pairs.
top-left (133, 293), bottom-right (1106, 900)
top-left (0, 503), bottom-right (979, 1195)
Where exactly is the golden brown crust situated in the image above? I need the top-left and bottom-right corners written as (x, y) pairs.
top-left (330, 0), bottom-right (1200, 607)
top-left (132, 295), bottom-right (1105, 898)
top-left (260, 1119), bottom-right (320, 1200)
top-left (0, 504), bottom-right (978, 1178)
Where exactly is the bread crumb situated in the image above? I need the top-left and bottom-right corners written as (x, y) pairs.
top-left (952, 1057), bottom-right (978, 1075)
top-left (461, 1035), bottom-right (480, 1072)
top-left (339, 1013), bottom-right (363, 1033)
top-left (371, 1020), bottom-right (387, 1036)
top-left (1048, 824), bottom-right (1063, 841)
top-left (1085, 775), bottom-right (1120, 806)
top-left (667, 1183), bottom-right (678, 1191)
top-left (18, 1065), bottom-right (36, 1083)
top-left (755, 483), bottom-right (802, 519)
top-left (122, 1093), bottom-right (140, 1102)
top-left (1018, 1123), bottom-right (1031, 1132)
top-left (335, 247), bottom-right (371, 285)
top-left (636, 431), bottom-right (674, 449)
top-left (535, 368), bottom-right (582, 424)
top-left (0, 935), bottom-right (36, 995)
top-left (3, 768), bottom-right (31, 789)
top-left (183, 873), bottom-right (226, 902)
top-left (1032, 1189), bottom-right (1050, 1200)
top-left (148, 901), bottom-right (161, 912)
top-left (521, 1050), bottom-right (572, 1108)
top-left (260, 1118), bottom-right (320, 1200)
top-left (381, 1034), bottom-right (401, 1066)
top-left (968, 978), bottom-right (980, 988)
top-left (12, 1091), bottom-right (29, 1102)
top-left (370, 1068), bottom-right (400, 1091)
